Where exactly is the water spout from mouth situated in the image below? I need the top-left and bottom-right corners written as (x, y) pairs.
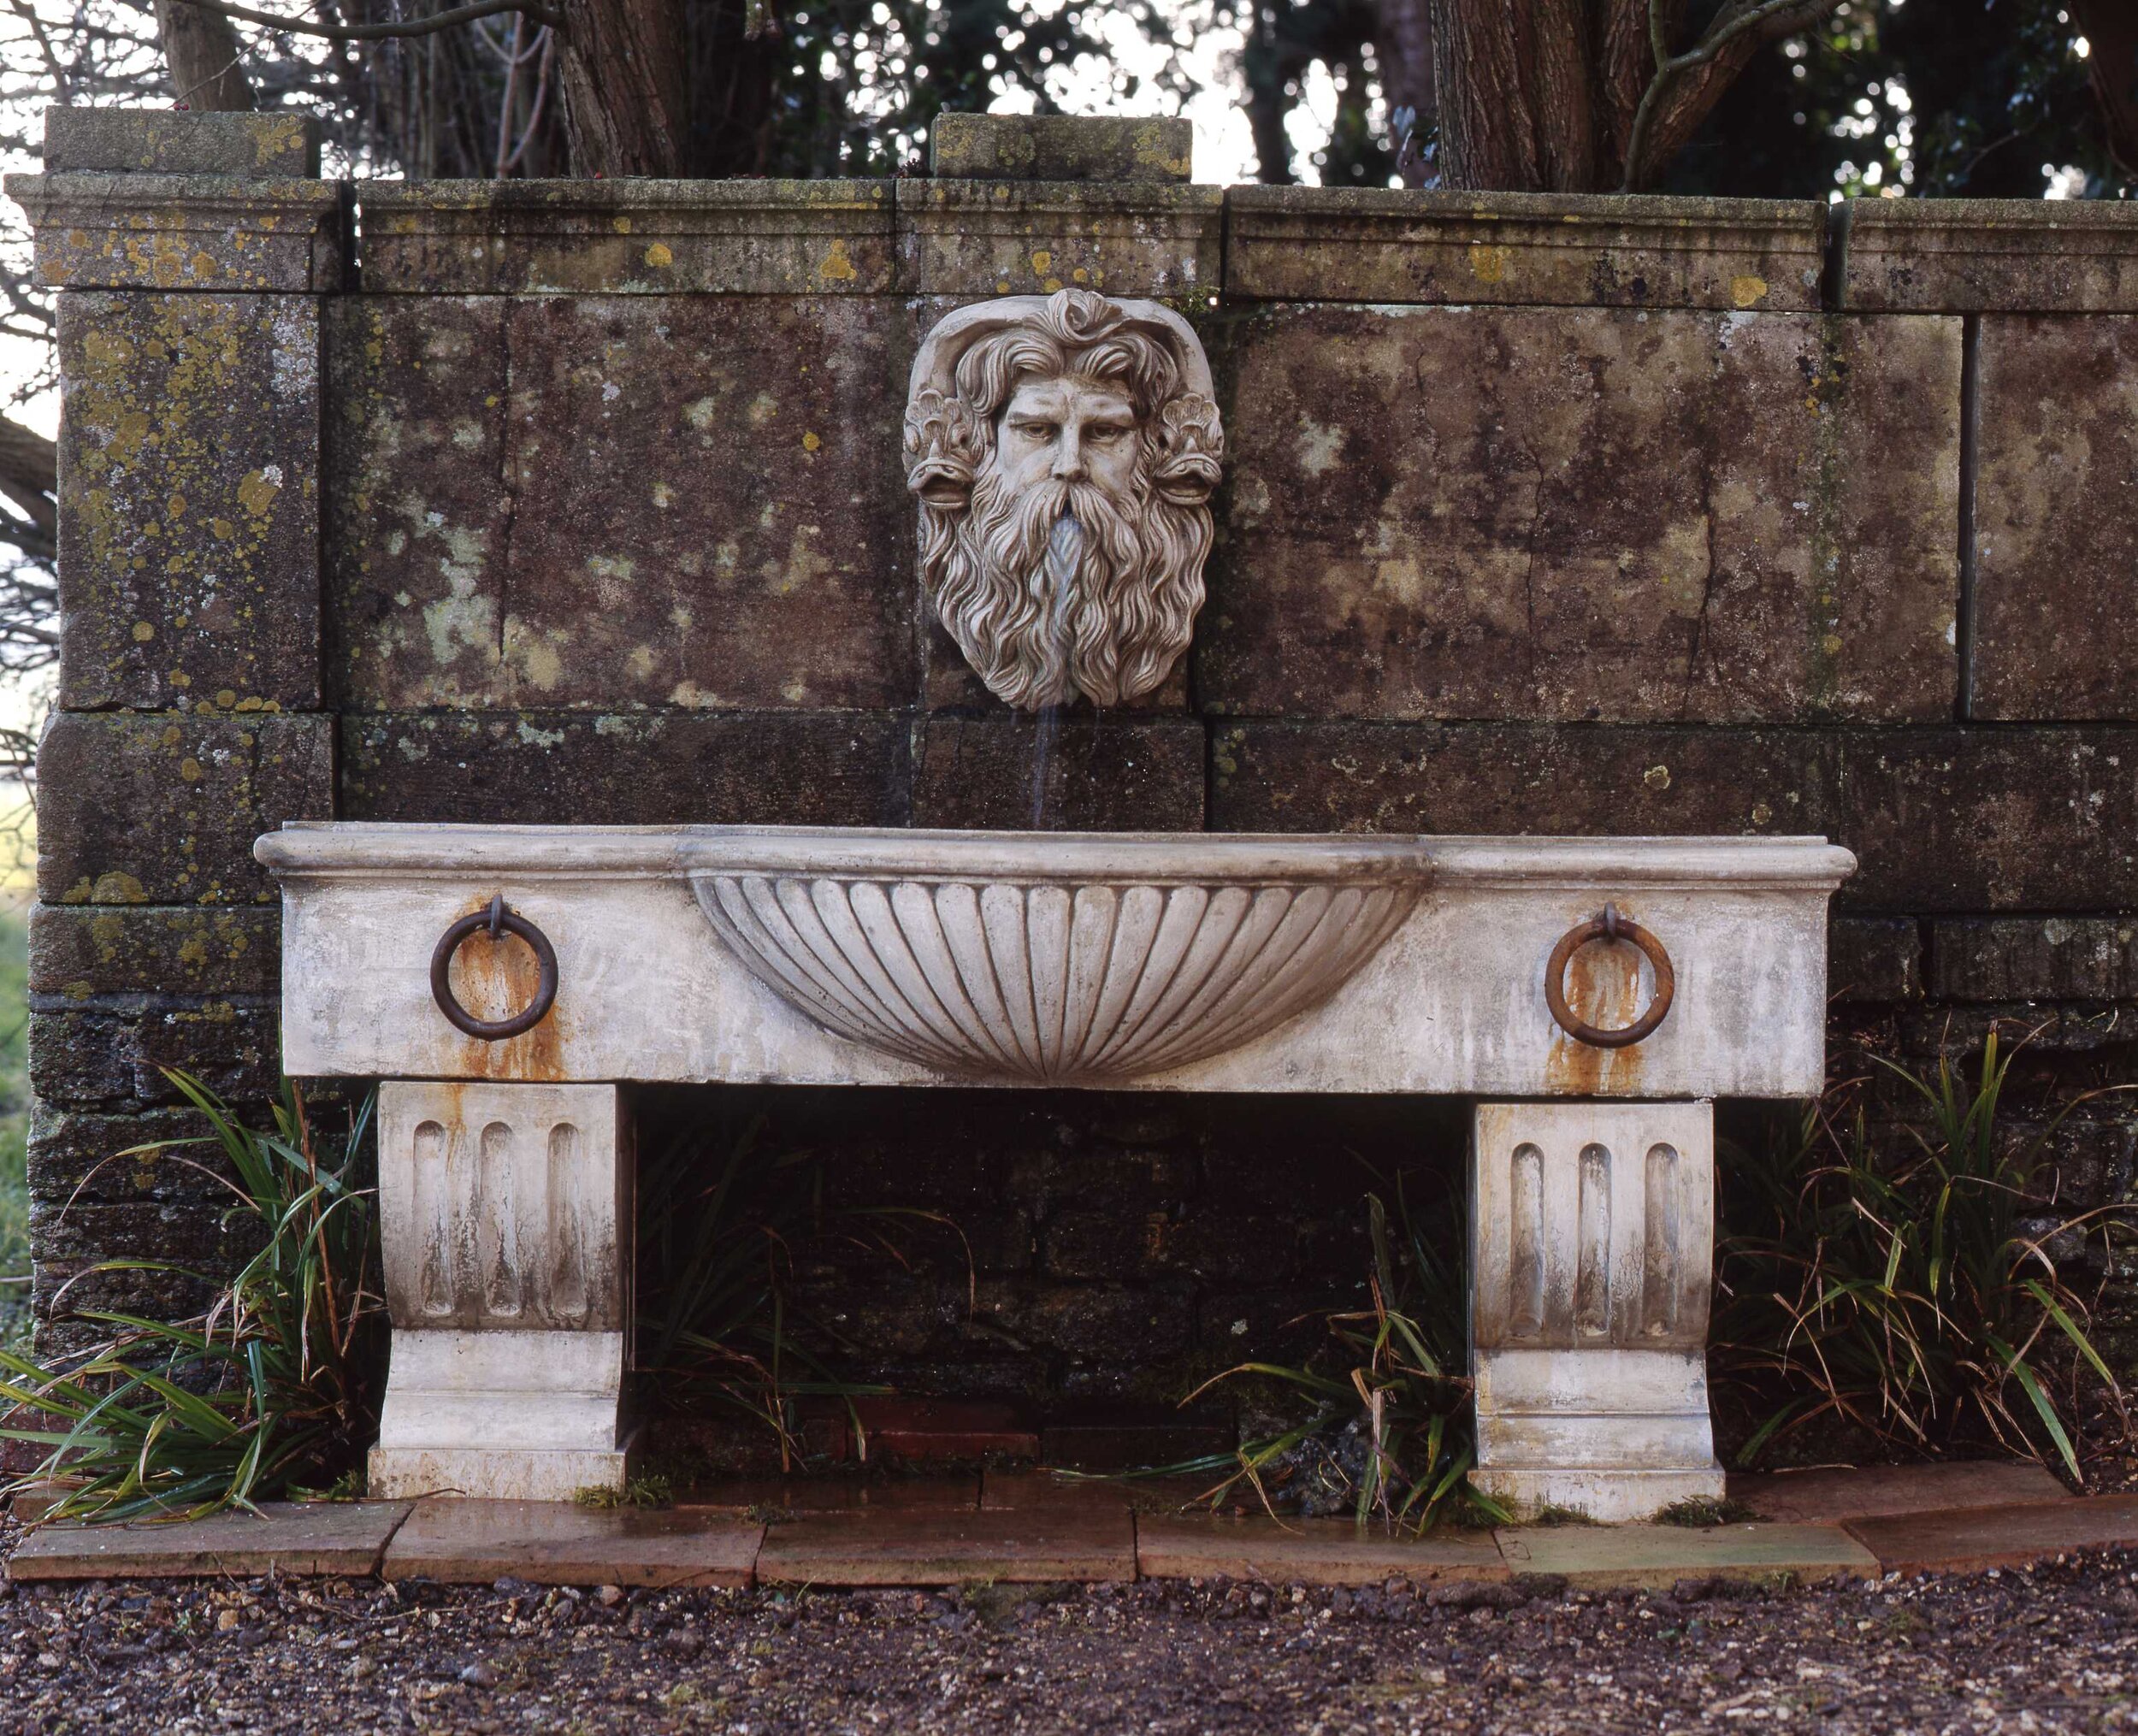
top-left (1029, 514), bottom-right (1084, 829)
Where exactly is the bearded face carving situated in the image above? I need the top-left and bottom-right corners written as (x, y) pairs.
top-left (903, 289), bottom-right (1225, 711)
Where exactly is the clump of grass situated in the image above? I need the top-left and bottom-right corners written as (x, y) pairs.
top-left (0, 1072), bottom-right (382, 1521)
top-left (1161, 1176), bottom-right (1500, 1532)
top-left (574, 1473), bottom-right (673, 1510)
top-left (1655, 1497), bottom-right (1759, 1527)
top-left (1716, 1030), bottom-right (2129, 1482)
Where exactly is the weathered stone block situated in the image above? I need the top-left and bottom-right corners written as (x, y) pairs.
top-left (1896, 1002), bottom-right (2136, 1058)
top-left (1837, 198), bottom-right (2138, 312)
top-left (1042, 1208), bottom-right (1178, 1283)
top-left (910, 717), bottom-right (1205, 830)
top-left (977, 1280), bottom-right (1195, 1366)
top-left (7, 173), bottom-right (345, 291)
top-left (930, 114), bottom-right (1192, 183)
top-left (59, 291), bottom-right (320, 711)
top-left (355, 180), bottom-right (894, 294)
top-left (27, 1104), bottom-right (251, 1205)
top-left (1210, 721), bottom-right (1839, 838)
top-left (1829, 916), bottom-right (1922, 1003)
top-left (1226, 188), bottom-right (1823, 309)
top-left (322, 295), bottom-right (510, 706)
top-left (44, 108), bottom-right (319, 177)
top-left (1200, 306), bottom-right (1959, 723)
top-left (32, 1260), bottom-right (233, 1355)
top-left (29, 905), bottom-right (280, 998)
top-left (897, 181), bottom-right (1222, 297)
top-left (324, 295), bottom-right (917, 712)
top-left (1208, 723), bottom-right (2138, 911)
top-left (37, 712), bottom-right (333, 906)
top-left (338, 712), bottom-right (909, 826)
top-left (1972, 316), bottom-right (2138, 719)
top-left (1156, 1213), bottom-right (1306, 1285)
top-left (1930, 917), bottom-right (2138, 1003)
top-left (29, 1199), bottom-right (252, 1272)
top-left (28, 997), bottom-right (281, 1111)
top-left (1999, 1109), bottom-right (2138, 1210)
top-left (1838, 729), bottom-right (2138, 912)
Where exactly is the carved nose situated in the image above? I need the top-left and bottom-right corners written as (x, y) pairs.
top-left (1051, 433), bottom-right (1084, 480)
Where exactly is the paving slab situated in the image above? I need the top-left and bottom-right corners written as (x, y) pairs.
top-left (981, 1470), bottom-right (1133, 1514)
top-left (8, 1501), bottom-right (411, 1582)
top-left (382, 1499), bottom-right (762, 1589)
top-left (755, 1508), bottom-right (1135, 1585)
top-left (686, 1476), bottom-right (979, 1515)
top-left (1138, 1515), bottom-right (1509, 1586)
top-left (1495, 1523), bottom-right (1877, 1590)
top-left (1846, 1495), bottom-right (2138, 1575)
top-left (1729, 1461), bottom-right (2070, 1526)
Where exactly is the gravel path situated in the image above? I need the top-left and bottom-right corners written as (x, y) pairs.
top-left (0, 1538), bottom-right (2134, 1733)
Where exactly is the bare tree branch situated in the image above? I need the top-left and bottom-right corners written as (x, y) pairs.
top-left (0, 416), bottom-right (56, 566)
top-left (1621, 0), bottom-right (1845, 191)
top-left (169, 0), bottom-right (564, 42)
top-left (2071, 0), bottom-right (2138, 179)
top-left (9, 0), bottom-right (75, 104)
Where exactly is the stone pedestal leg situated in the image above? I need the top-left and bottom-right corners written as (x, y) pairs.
top-left (1469, 1100), bottom-right (1722, 1523)
top-left (369, 1082), bottom-right (632, 1502)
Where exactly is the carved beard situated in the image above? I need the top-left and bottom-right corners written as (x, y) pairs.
top-left (932, 454), bottom-right (1210, 710)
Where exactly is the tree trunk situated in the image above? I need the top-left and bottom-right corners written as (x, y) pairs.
top-left (1428, 0), bottom-right (1600, 190)
top-left (2072, 0), bottom-right (2138, 176)
top-left (1372, 0), bottom-right (1436, 180)
top-left (1242, 5), bottom-right (1301, 186)
top-left (1428, 0), bottom-right (1846, 193)
top-left (155, 0), bottom-right (255, 112)
top-left (554, 0), bottom-right (692, 176)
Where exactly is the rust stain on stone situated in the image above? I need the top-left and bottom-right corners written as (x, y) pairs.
top-left (444, 898), bottom-right (568, 1083)
top-left (1543, 932), bottom-right (1645, 1095)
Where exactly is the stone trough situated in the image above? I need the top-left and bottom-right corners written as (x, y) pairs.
top-left (259, 820), bottom-right (1853, 1521)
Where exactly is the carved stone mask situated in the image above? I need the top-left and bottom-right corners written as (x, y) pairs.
top-left (902, 288), bottom-right (1225, 711)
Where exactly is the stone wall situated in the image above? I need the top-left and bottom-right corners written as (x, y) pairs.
top-left (16, 110), bottom-right (2138, 1430)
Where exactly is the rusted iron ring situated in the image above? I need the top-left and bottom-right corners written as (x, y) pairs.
top-left (1544, 903), bottom-right (1674, 1050)
top-left (430, 895), bottom-right (558, 1042)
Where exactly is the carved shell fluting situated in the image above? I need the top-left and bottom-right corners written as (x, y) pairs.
top-left (695, 875), bottom-right (1420, 1084)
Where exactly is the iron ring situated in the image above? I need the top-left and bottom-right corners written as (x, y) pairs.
top-left (1544, 903), bottom-right (1675, 1050)
top-left (429, 895), bottom-right (558, 1042)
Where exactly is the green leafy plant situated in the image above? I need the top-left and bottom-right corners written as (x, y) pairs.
top-left (0, 1072), bottom-right (382, 1520)
top-left (1163, 1177), bottom-right (1502, 1531)
top-left (573, 1473), bottom-right (674, 1510)
top-left (635, 1108), bottom-right (965, 1468)
top-left (1716, 1030), bottom-right (2129, 1481)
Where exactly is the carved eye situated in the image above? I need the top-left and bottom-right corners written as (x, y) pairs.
top-left (1087, 422), bottom-right (1131, 443)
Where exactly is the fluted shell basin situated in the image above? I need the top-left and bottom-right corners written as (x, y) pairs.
top-left (682, 829), bottom-right (1433, 1084)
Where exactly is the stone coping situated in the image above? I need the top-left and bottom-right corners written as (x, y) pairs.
top-left (356, 178), bottom-right (895, 295)
top-left (13, 171), bottom-right (2138, 308)
top-left (6, 172), bottom-right (346, 292)
top-left (44, 109), bottom-right (319, 177)
top-left (1226, 186), bottom-right (1827, 310)
top-left (1836, 196), bottom-right (2138, 310)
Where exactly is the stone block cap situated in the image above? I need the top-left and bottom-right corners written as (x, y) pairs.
top-left (930, 113), bottom-right (1192, 183)
top-left (44, 106), bottom-right (319, 177)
